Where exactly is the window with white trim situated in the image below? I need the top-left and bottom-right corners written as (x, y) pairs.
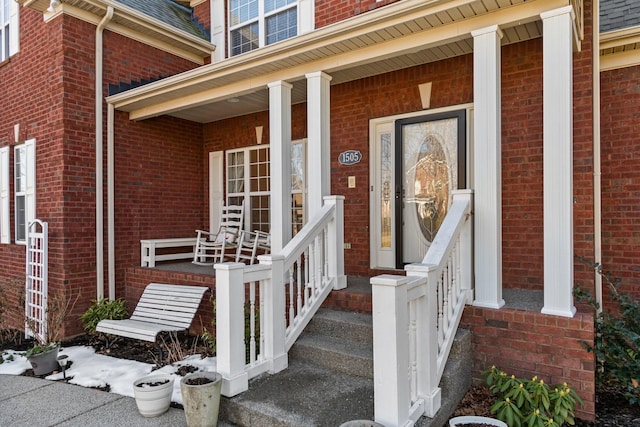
top-left (229, 0), bottom-right (298, 56)
top-left (226, 140), bottom-right (306, 235)
top-left (0, 0), bottom-right (19, 61)
top-left (0, 146), bottom-right (9, 244)
top-left (14, 139), bottom-right (35, 244)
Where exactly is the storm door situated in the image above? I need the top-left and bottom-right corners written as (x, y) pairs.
top-left (370, 110), bottom-right (466, 269)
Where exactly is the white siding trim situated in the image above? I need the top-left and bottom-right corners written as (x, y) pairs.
top-left (0, 146), bottom-right (9, 244)
top-left (25, 138), bottom-right (36, 235)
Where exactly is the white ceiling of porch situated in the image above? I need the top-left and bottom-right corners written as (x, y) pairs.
top-left (107, 0), bottom-right (560, 124)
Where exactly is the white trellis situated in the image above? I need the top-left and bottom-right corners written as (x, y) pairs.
top-left (25, 219), bottom-right (48, 343)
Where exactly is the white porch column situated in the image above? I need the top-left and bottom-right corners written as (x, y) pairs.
top-left (306, 71), bottom-right (332, 214)
top-left (541, 6), bottom-right (576, 318)
top-left (268, 81), bottom-right (293, 253)
top-left (471, 25), bottom-right (505, 309)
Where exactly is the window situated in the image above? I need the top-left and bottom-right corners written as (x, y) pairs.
top-left (0, 146), bottom-right (8, 243)
top-left (14, 139), bottom-right (35, 244)
top-left (0, 0), bottom-right (18, 61)
top-left (229, 0), bottom-right (298, 56)
top-left (226, 141), bottom-right (306, 235)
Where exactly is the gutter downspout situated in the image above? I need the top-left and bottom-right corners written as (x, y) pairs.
top-left (96, 6), bottom-right (114, 300)
top-left (593, 0), bottom-right (603, 314)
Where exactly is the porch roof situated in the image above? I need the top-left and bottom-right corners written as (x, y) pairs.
top-left (108, 0), bottom-right (575, 124)
top-left (21, 0), bottom-right (215, 63)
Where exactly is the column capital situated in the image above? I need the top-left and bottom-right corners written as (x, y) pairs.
top-left (471, 24), bottom-right (503, 39)
top-left (305, 71), bottom-right (333, 82)
top-left (540, 5), bottom-right (575, 21)
top-left (267, 80), bottom-right (293, 90)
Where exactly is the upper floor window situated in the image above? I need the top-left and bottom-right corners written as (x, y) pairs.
top-left (0, 0), bottom-right (18, 61)
top-left (14, 139), bottom-right (35, 244)
top-left (229, 0), bottom-right (298, 56)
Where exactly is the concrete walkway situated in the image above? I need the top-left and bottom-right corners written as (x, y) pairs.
top-left (0, 374), bottom-right (188, 426)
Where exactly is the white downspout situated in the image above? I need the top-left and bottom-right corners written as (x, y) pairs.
top-left (96, 7), bottom-right (114, 300)
top-left (593, 0), bottom-right (603, 313)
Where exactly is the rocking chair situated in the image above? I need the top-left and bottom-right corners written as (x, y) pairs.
top-left (193, 203), bottom-right (244, 265)
top-left (235, 229), bottom-right (271, 265)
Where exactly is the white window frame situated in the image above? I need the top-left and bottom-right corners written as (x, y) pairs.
top-left (224, 140), bottom-right (306, 235)
top-left (0, 146), bottom-right (9, 243)
top-left (228, 0), bottom-right (315, 57)
top-left (14, 139), bottom-right (35, 244)
top-left (0, 0), bottom-right (19, 62)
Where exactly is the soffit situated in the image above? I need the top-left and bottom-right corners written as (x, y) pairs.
top-left (109, 0), bottom-right (571, 123)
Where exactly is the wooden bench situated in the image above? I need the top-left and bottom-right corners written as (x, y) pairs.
top-left (140, 238), bottom-right (197, 267)
top-left (96, 283), bottom-right (209, 342)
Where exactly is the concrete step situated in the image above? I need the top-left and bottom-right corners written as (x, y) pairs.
top-left (219, 310), bottom-right (472, 427)
top-left (304, 308), bottom-right (373, 345)
top-left (289, 332), bottom-right (373, 379)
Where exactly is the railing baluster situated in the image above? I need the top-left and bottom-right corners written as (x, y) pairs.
top-left (288, 265), bottom-right (295, 326)
top-left (409, 298), bottom-right (418, 402)
top-left (249, 281), bottom-right (256, 364)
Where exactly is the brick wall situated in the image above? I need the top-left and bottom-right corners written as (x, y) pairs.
top-left (315, 0), bottom-right (401, 28)
top-left (0, 10), bottom-right (205, 337)
top-left (460, 306), bottom-right (596, 421)
top-left (600, 64), bottom-right (640, 305)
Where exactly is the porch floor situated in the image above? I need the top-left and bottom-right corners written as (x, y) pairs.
top-left (143, 261), bottom-right (544, 312)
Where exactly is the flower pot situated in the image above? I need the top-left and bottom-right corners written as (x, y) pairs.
top-left (27, 345), bottom-right (60, 376)
top-left (339, 420), bottom-right (385, 427)
top-left (133, 374), bottom-right (175, 417)
top-left (449, 415), bottom-right (508, 427)
top-left (180, 371), bottom-right (222, 427)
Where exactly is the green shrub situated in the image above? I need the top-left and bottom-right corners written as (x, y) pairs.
top-left (80, 298), bottom-right (128, 335)
top-left (574, 258), bottom-right (640, 406)
top-left (484, 366), bottom-right (583, 427)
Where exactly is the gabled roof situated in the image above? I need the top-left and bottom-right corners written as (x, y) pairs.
top-left (20, 0), bottom-right (215, 63)
top-left (601, 0), bottom-right (640, 32)
top-left (115, 0), bottom-right (209, 40)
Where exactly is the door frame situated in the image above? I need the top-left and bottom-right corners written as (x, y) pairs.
top-left (369, 104), bottom-right (474, 270)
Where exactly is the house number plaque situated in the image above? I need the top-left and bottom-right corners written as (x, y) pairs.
top-left (338, 150), bottom-right (362, 166)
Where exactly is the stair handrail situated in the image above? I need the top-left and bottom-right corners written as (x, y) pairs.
top-left (215, 195), bottom-right (346, 397)
top-left (371, 190), bottom-right (474, 426)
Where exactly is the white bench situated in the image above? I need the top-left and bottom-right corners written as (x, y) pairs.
top-left (140, 238), bottom-right (197, 267)
top-left (96, 283), bottom-right (209, 342)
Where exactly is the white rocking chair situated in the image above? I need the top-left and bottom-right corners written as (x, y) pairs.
top-left (235, 230), bottom-right (271, 265)
top-left (193, 203), bottom-right (244, 265)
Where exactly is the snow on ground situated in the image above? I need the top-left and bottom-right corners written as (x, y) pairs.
top-left (0, 346), bottom-right (217, 405)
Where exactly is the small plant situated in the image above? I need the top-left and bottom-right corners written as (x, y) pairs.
top-left (25, 289), bottom-right (78, 354)
top-left (484, 366), bottom-right (583, 427)
top-left (80, 298), bottom-right (129, 335)
top-left (574, 257), bottom-right (640, 406)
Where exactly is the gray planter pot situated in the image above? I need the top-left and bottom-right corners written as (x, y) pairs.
top-left (27, 345), bottom-right (60, 376)
top-left (180, 371), bottom-right (222, 427)
top-left (449, 416), bottom-right (508, 427)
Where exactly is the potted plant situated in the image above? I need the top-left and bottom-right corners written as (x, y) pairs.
top-left (180, 371), bottom-right (223, 427)
top-left (133, 373), bottom-right (175, 417)
top-left (25, 290), bottom-right (77, 376)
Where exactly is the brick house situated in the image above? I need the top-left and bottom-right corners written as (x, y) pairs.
top-left (0, 0), bottom-right (638, 423)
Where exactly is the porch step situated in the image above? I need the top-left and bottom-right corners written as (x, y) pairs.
top-left (289, 309), bottom-right (373, 378)
top-left (219, 308), bottom-right (472, 426)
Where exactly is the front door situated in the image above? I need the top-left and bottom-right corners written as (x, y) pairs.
top-left (370, 109), bottom-right (466, 269)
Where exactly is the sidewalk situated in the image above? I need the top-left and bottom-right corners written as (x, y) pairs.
top-left (0, 374), bottom-right (188, 426)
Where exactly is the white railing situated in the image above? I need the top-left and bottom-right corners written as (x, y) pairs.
top-left (371, 190), bottom-right (473, 427)
top-left (214, 195), bottom-right (345, 397)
